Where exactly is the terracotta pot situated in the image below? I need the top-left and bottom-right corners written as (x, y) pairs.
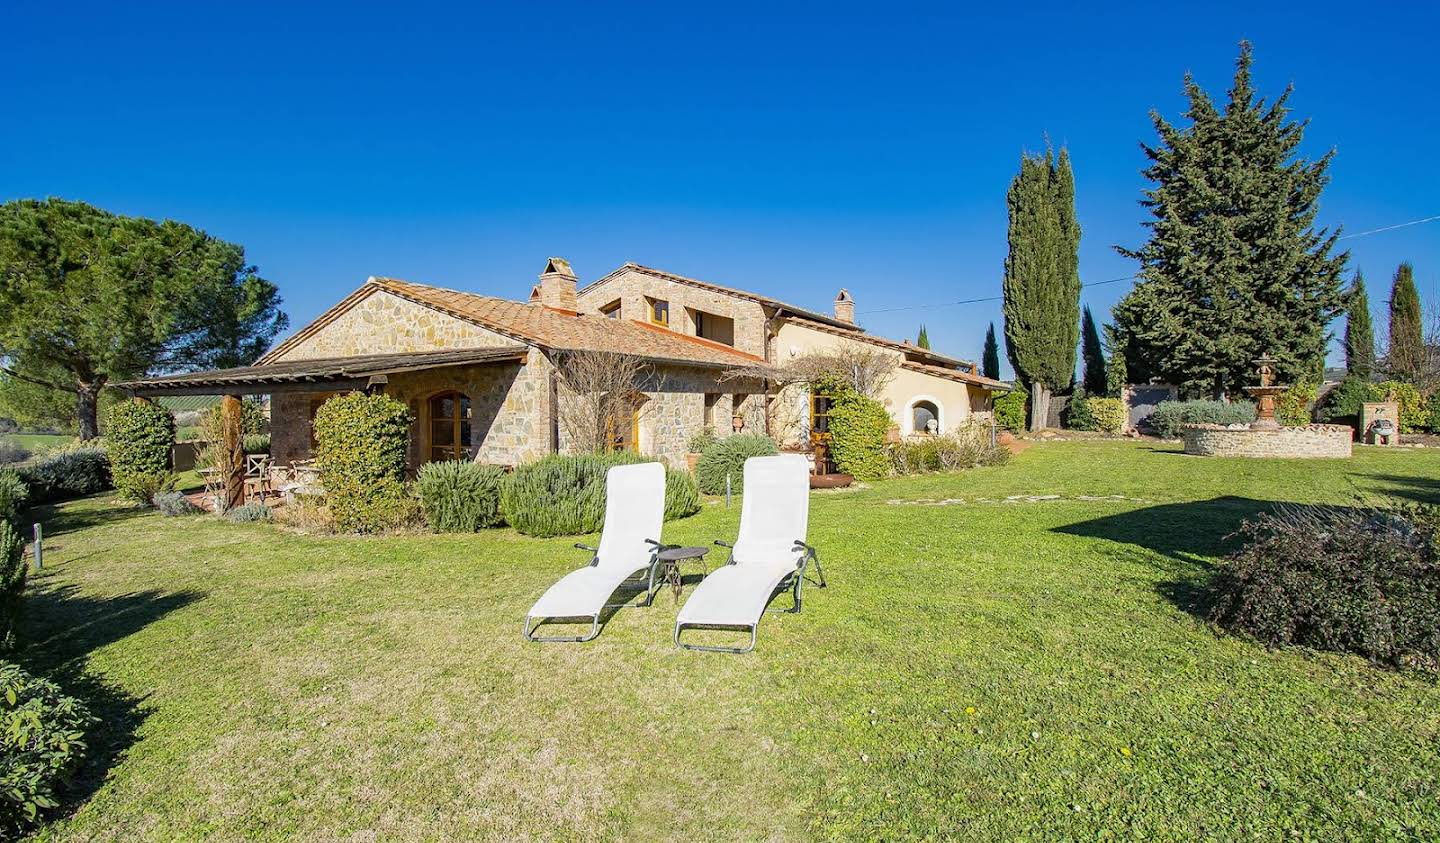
top-left (809, 473), bottom-right (853, 489)
top-left (685, 453), bottom-right (700, 473)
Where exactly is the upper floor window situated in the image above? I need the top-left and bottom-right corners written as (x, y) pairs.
top-left (692, 309), bottom-right (735, 346)
top-left (648, 298), bottom-right (669, 326)
top-left (600, 299), bottom-right (621, 319)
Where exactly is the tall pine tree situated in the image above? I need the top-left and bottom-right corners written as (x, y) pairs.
top-left (1002, 146), bottom-right (1081, 429)
top-left (1110, 42), bottom-right (1346, 397)
top-left (916, 325), bottom-right (930, 349)
top-left (1080, 305), bottom-right (1106, 394)
top-left (1344, 270), bottom-right (1375, 379)
top-left (1387, 262), bottom-right (1423, 382)
top-left (982, 322), bottom-right (1001, 380)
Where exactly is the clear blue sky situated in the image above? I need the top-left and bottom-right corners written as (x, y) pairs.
top-left (4, 1), bottom-right (1437, 377)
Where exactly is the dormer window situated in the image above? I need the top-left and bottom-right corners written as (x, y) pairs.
top-left (648, 298), bottom-right (669, 326)
top-left (600, 299), bottom-right (621, 319)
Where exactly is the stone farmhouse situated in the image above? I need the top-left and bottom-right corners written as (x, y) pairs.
top-left (123, 258), bottom-right (1010, 470)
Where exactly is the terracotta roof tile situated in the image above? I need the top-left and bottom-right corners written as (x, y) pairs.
top-left (900, 361), bottom-right (1012, 391)
top-left (369, 277), bottom-right (764, 369)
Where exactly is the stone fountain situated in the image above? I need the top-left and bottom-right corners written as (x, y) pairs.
top-left (1181, 354), bottom-right (1353, 458)
top-left (1242, 354), bottom-right (1285, 430)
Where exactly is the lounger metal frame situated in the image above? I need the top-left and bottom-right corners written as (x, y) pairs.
top-left (523, 539), bottom-right (668, 643)
top-left (674, 539), bottom-right (826, 653)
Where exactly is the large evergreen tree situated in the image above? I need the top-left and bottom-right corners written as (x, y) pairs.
top-left (1387, 262), bottom-right (1423, 382)
top-left (982, 322), bottom-right (1001, 380)
top-left (916, 325), bottom-right (930, 350)
top-left (1002, 146), bottom-right (1081, 429)
top-left (1080, 305), bottom-right (1106, 394)
top-left (1110, 42), bottom-right (1347, 397)
top-left (0, 199), bottom-right (289, 438)
top-left (1344, 270), bottom-right (1375, 379)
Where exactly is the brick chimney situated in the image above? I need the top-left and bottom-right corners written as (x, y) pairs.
top-left (530, 257), bottom-right (578, 312)
top-left (833, 288), bottom-right (855, 325)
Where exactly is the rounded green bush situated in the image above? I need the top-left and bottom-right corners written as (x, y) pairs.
top-left (1274, 378), bottom-right (1319, 427)
top-left (0, 469), bottom-right (26, 529)
top-left (104, 399), bottom-right (176, 503)
top-left (695, 434), bottom-right (778, 495)
top-left (827, 392), bottom-right (891, 481)
top-left (994, 386), bottom-right (1027, 431)
top-left (416, 461), bottom-right (507, 532)
top-left (501, 452), bottom-right (701, 537)
top-left (0, 660), bottom-right (94, 834)
top-left (1317, 376), bottom-right (1383, 423)
top-left (18, 445), bottom-right (110, 504)
top-left (1083, 397), bottom-right (1127, 433)
top-left (313, 393), bottom-right (413, 533)
top-left (0, 521), bottom-right (24, 652)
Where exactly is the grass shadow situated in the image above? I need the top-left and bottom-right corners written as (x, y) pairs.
top-left (25, 497), bottom-right (150, 539)
top-left (1054, 496), bottom-right (1279, 618)
top-left (1358, 474), bottom-right (1440, 505)
top-left (15, 581), bottom-right (204, 823)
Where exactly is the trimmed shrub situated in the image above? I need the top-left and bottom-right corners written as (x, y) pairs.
top-left (695, 434), bottom-right (779, 495)
top-left (0, 442), bottom-right (30, 465)
top-left (416, 461), bottom-right (507, 532)
top-left (993, 386), bottom-right (1027, 431)
top-left (664, 467), bottom-right (701, 520)
top-left (1317, 376), bottom-right (1383, 424)
top-left (0, 470), bottom-right (26, 528)
top-left (1428, 393), bottom-right (1440, 434)
top-left (499, 452), bottom-right (697, 537)
top-left (1209, 504), bottom-right (1440, 671)
top-left (104, 399), bottom-right (176, 503)
top-left (313, 393), bottom-right (413, 533)
top-left (0, 660), bottom-right (94, 833)
top-left (501, 452), bottom-right (640, 537)
top-left (223, 502), bottom-right (273, 523)
top-left (1065, 390), bottom-right (1097, 431)
top-left (0, 522), bottom-right (24, 652)
top-left (889, 425), bottom-right (1009, 475)
top-left (1376, 380), bottom-right (1425, 433)
top-left (1274, 378), bottom-right (1319, 427)
top-left (1086, 397), bottom-right (1127, 433)
top-left (1148, 400), bottom-right (1257, 438)
top-left (18, 445), bottom-right (110, 504)
top-left (685, 428), bottom-right (717, 454)
top-left (153, 491), bottom-right (201, 517)
top-left (827, 391), bottom-right (892, 481)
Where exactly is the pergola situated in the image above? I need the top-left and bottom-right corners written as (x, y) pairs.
top-left (113, 347), bottom-right (528, 508)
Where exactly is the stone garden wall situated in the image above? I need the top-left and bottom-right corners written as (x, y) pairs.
top-left (1182, 424), bottom-right (1353, 458)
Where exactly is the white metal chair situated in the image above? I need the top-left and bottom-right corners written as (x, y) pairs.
top-left (674, 454), bottom-right (825, 653)
top-left (523, 462), bottom-right (667, 643)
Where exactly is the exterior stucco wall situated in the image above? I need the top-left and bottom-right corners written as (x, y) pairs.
top-left (770, 321), bottom-right (982, 445)
top-left (271, 290), bottom-right (517, 362)
top-left (575, 268), bottom-right (770, 358)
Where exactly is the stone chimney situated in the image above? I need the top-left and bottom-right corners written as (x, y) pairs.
top-left (833, 288), bottom-right (855, 325)
top-left (530, 257), bottom-right (578, 312)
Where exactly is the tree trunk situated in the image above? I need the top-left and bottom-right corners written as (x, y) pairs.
top-left (75, 382), bottom-right (102, 440)
top-left (1029, 382), bottom-right (1051, 432)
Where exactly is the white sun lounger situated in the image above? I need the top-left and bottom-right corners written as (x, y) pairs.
top-left (674, 454), bottom-right (826, 653)
top-left (523, 461), bottom-right (666, 643)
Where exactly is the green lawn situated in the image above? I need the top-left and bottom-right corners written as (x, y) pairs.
top-left (1, 433), bottom-right (73, 454)
top-left (17, 441), bottom-right (1440, 840)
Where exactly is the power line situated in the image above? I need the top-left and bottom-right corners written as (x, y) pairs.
top-left (1338, 214), bottom-right (1440, 240)
top-left (859, 213), bottom-right (1439, 316)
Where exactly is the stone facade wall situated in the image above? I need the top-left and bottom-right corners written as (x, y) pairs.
top-left (1182, 424), bottom-right (1353, 458)
top-left (272, 290), bottom-right (517, 362)
top-left (268, 356), bottom-right (553, 470)
top-left (575, 267), bottom-right (769, 358)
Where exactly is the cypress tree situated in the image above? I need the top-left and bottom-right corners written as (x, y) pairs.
top-left (916, 325), bottom-right (930, 350)
top-left (1002, 145), bottom-right (1081, 430)
top-left (1344, 270), bottom-right (1375, 379)
top-left (982, 322), bottom-right (1001, 380)
top-left (1110, 42), bottom-right (1347, 397)
top-left (1103, 324), bottom-right (1128, 397)
top-left (1080, 305), bottom-right (1106, 394)
top-left (1387, 262), bottom-right (1423, 382)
